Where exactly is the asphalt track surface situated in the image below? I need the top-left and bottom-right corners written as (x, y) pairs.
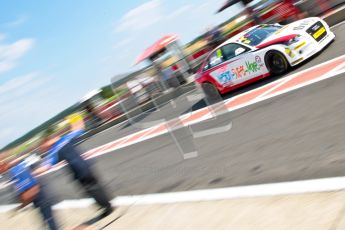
top-left (1, 23), bottom-right (345, 205)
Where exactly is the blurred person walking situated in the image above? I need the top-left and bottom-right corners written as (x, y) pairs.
top-left (0, 154), bottom-right (58, 230)
top-left (34, 115), bottom-right (113, 218)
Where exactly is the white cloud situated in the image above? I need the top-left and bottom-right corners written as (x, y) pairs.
top-left (166, 4), bottom-right (193, 20)
top-left (115, 0), bottom-right (241, 42)
top-left (113, 38), bottom-right (134, 50)
top-left (116, 0), bottom-right (163, 32)
top-left (0, 72), bottom-right (36, 95)
top-left (0, 72), bottom-right (50, 98)
top-left (0, 38), bottom-right (34, 75)
top-left (0, 72), bottom-right (51, 106)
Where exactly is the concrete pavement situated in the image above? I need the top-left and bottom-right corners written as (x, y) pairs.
top-left (2, 191), bottom-right (345, 229)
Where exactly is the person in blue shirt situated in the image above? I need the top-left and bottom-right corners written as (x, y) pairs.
top-left (0, 155), bottom-right (58, 230)
top-left (34, 124), bottom-right (113, 218)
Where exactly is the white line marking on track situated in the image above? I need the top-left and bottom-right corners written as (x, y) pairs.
top-left (114, 177), bottom-right (345, 206)
top-left (258, 63), bottom-right (345, 103)
top-left (138, 124), bottom-right (167, 141)
top-left (3, 176), bottom-right (345, 212)
top-left (255, 78), bottom-right (290, 100)
top-left (0, 204), bottom-right (20, 213)
top-left (92, 135), bottom-right (132, 157)
top-left (84, 119), bottom-right (129, 138)
top-left (328, 61), bottom-right (345, 76)
top-left (330, 19), bottom-right (345, 29)
top-left (53, 199), bottom-right (94, 209)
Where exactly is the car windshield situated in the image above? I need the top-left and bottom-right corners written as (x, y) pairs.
top-left (239, 25), bottom-right (282, 46)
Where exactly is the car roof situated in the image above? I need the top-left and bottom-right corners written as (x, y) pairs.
top-left (215, 23), bottom-right (288, 51)
top-left (214, 25), bottom-right (260, 50)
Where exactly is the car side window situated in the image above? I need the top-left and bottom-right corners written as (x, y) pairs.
top-left (221, 43), bottom-right (249, 61)
top-left (203, 48), bottom-right (224, 71)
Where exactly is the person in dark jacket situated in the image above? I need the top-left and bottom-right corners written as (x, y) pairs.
top-left (34, 121), bottom-right (113, 218)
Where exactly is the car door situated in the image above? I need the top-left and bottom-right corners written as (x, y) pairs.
top-left (208, 43), bottom-right (266, 87)
top-left (200, 48), bottom-right (227, 87)
top-left (201, 44), bottom-right (239, 88)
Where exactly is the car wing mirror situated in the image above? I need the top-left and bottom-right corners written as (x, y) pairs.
top-left (235, 47), bottom-right (246, 56)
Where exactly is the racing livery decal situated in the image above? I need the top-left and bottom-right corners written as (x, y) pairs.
top-left (211, 56), bottom-right (265, 85)
top-left (232, 65), bottom-right (246, 79)
top-left (245, 56), bottom-right (264, 74)
top-left (211, 65), bottom-right (235, 85)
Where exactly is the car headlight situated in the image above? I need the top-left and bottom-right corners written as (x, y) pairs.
top-left (284, 35), bottom-right (302, 46)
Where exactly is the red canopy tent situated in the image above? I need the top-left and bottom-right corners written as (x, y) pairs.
top-left (134, 34), bottom-right (178, 65)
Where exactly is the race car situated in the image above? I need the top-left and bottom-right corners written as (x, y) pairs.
top-left (196, 17), bottom-right (335, 100)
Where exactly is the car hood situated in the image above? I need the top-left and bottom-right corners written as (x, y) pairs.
top-left (257, 17), bottom-right (320, 46)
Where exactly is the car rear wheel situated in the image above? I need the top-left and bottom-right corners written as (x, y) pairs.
top-left (202, 82), bottom-right (222, 103)
top-left (265, 51), bottom-right (289, 75)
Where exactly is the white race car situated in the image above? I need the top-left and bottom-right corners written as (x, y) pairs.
top-left (196, 17), bottom-right (335, 99)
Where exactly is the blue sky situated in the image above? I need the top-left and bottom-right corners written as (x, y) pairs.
top-left (0, 0), bottom-right (242, 148)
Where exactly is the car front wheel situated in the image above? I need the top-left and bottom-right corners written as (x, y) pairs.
top-left (265, 51), bottom-right (289, 75)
